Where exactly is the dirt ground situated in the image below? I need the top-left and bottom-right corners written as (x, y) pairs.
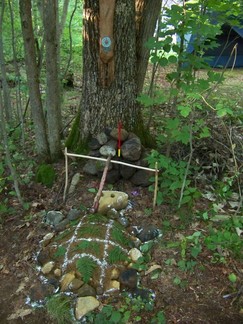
top-left (0, 162), bottom-right (242, 324)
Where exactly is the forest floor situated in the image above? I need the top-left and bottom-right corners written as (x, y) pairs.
top-left (0, 164), bottom-right (243, 323)
top-left (0, 68), bottom-right (242, 323)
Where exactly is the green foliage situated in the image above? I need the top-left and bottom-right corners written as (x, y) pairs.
top-left (46, 294), bottom-right (72, 324)
top-left (36, 164), bottom-right (56, 188)
top-left (78, 224), bottom-right (102, 237)
top-left (108, 246), bottom-right (129, 264)
top-left (147, 151), bottom-right (200, 206)
top-left (76, 256), bottom-right (97, 283)
top-left (204, 219), bottom-right (243, 259)
top-left (110, 227), bottom-right (132, 248)
top-left (54, 246), bottom-right (67, 258)
top-left (73, 240), bottom-right (101, 254)
top-left (86, 293), bottom-right (163, 324)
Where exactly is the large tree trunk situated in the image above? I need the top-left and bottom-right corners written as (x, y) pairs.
top-left (19, 0), bottom-right (50, 161)
top-left (43, 0), bottom-right (62, 161)
top-left (79, 0), bottom-right (161, 144)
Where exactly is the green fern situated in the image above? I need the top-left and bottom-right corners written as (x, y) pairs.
top-left (76, 257), bottom-right (97, 283)
top-left (73, 240), bottom-right (101, 254)
top-left (54, 246), bottom-right (67, 258)
top-left (108, 246), bottom-right (129, 264)
top-left (111, 227), bottom-right (132, 248)
top-left (78, 224), bottom-right (102, 237)
top-left (87, 213), bottom-right (109, 224)
top-left (55, 228), bottom-right (72, 242)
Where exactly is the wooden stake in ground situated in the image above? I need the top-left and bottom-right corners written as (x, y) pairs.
top-left (91, 154), bottom-right (112, 213)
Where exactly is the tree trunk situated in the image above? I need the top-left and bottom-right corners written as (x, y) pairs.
top-left (19, 0), bottom-right (50, 161)
top-left (43, 0), bottom-right (62, 161)
top-left (80, 0), bottom-right (140, 141)
top-left (135, 0), bottom-right (162, 94)
top-left (0, 0), bottom-right (13, 123)
top-left (79, 0), bottom-right (161, 144)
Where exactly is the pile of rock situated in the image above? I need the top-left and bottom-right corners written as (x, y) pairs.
top-left (83, 128), bottom-right (152, 186)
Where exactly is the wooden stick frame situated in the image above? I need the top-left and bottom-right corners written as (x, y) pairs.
top-left (63, 148), bottom-right (159, 208)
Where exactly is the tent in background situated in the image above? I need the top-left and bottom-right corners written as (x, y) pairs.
top-left (186, 22), bottom-right (243, 68)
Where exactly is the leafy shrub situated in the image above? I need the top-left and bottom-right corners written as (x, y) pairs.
top-left (36, 164), bottom-right (56, 188)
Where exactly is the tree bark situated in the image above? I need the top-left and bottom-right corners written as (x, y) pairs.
top-left (79, 0), bottom-right (161, 144)
top-left (80, 0), bottom-right (140, 141)
top-left (135, 0), bottom-right (162, 94)
top-left (0, 0), bottom-right (13, 123)
top-left (19, 0), bottom-right (50, 161)
top-left (43, 0), bottom-right (62, 161)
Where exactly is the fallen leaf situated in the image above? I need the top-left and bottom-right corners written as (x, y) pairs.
top-left (7, 308), bottom-right (32, 320)
top-left (145, 264), bottom-right (162, 276)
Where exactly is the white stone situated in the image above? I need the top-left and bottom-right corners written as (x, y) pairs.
top-left (41, 261), bottom-right (55, 275)
top-left (128, 248), bottom-right (143, 262)
top-left (75, 296), bottom-right (100, 320)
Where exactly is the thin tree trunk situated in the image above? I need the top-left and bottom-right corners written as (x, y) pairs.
top-left (19, 0), bottom-right (50, 161)
top-left (0, 0), bottom-right (13, 123)
top-left (0, 91), bottom-right (24, 207)
top-left (43, 0), bottom-right (62, 161)
top-left (8, 0), bottom-right (25, 143)
top-left (135, 0), bottom-right (162, 94)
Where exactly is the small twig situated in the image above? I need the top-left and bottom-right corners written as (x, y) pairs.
top-left (91, 155), bottom-right (112, 213)
top-left (178, 124), bottom-right (193, 209)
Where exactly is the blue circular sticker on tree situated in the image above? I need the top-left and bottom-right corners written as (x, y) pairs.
top-left (101, 36), bottom-right (112, 51)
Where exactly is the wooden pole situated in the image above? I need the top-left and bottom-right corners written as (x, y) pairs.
top-left (63, 147), bottom-right (69, 202)
top-left (91, 154), bottom-right (112, 213)
top-left (153, 162), bottom-right (158, 209)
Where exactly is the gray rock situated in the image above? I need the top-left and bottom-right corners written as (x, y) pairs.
top-left (106, 169), bottom-right (121, 184)
top-left (110, 128), bottom-right (129, 141)
top-left (67, 209), bottom-right (81, 221)
top-left (119, 269), bottom-right (138, 292)
top-left (130, 170), bottom-right (151, 187)
top-left (97, 132), bottom-right (108, 145)
top-left (88, 138), bottom-right (101, 150)
top-left (77, 283), bottom-right (96, 297)
top-left (120, 163), bottom-right (136, 179)
top-left (46, 211), bottom-right (64, 226)
top-left (121, 137), bottom-right (141, 161)
top-left (54, 219), bottom-right (69, 232)
top-left (83, 160), bottom-right (98, 175)
top-left (68, 173), bottom-right (80, 195)
top-left (37, 250), bottom-right (50, 266)
top-left (88, 149), bottom-right (101, 157)
top-left (99, 145), bottom-right (116, 157)
top-left (132, 225), bottom-right (161, 242)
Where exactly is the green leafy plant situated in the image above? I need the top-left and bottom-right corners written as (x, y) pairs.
top-left (147, 151), bottom-right (200, 206)
top-left (76, 256), bottom-right (97, 283)
top-left (205, 220), bottom-right (243, 259)
top-left (178, 231), bottom-right (203, 272)
top-left (46, 294), bottom-right (72, 324)
top-left (36, 164), bottom-right (56, 188)
top-left (108, 246), bottom-right (129, 264)
top-left (54, 246), bottom-right (67, 258)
